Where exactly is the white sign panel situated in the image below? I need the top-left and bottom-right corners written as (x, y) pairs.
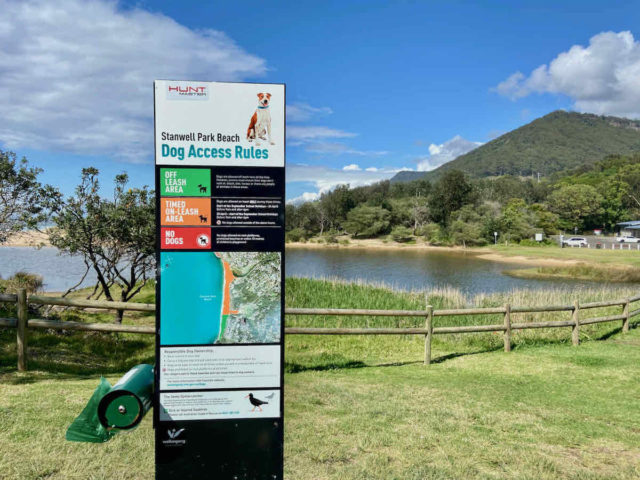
top-left (155, 80), bottom-right (285, 167)
top-left (160, 390), bottom-right (281, 421)
top-left (159, 345), bottom-right (281, 391)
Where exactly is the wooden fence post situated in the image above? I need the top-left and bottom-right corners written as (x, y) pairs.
top-left (16, 288), bottom-right (27, 372)
top-left (623, 299), bottom-right (630, 333)
top-left (503, 303), bottom-right (512, 352)
top-left (571, 300), bottom-right (580, 346)
top-left (424, 304), bottom-right (433, 365)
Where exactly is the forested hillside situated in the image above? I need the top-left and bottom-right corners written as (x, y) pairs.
top-left (393, 111), bottom-right (640, 183)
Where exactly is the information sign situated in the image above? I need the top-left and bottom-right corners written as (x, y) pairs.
top-left (154, 80), bottom-right (285, 479)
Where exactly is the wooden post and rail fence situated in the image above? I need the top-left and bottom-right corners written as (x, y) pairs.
top-left (1, 289), bottom-right (639, 371)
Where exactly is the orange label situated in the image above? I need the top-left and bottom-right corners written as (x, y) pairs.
top-left (161, 198), bottom-right (211, 226)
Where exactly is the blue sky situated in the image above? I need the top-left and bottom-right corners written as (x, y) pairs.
top-left (3, 0), bottom-right (640, 201)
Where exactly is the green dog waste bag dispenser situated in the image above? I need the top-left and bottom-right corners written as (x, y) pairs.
top-left (97, 364), bottom-right (154, 430)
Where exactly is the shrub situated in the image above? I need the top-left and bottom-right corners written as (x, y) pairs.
top-left (418, 223), bottom-right (444, 244)
top-left (1, 271), bottom-right (44, 294)
top-left (391, 226), bottom-right (413, 243)
top-left (519, 238), bottom-right (554, 247)
top-left (285, 228), bottom-right (307, 243)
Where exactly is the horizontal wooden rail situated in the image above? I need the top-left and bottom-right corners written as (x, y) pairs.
top-left (28, 295), bottom-right (155, 312)
top-left (27, 318), bottom-right (155, 334)
top-left (580, 313), bottom-right (627, 325)
top-left (285, 327), bottom-right (428, 335)
top-left (511, 304), bottom-right (574, 313)
top-left (511, 320), bottom-right (576, 330)
top-left (0, 317), bottom-right (17, 328)
top-left (285, 307), bottom-right (426, 317)
top-left (580, 300), bottom-right (627, 309)
top-left (434, 307), bottom-right (506, 316)
top-left (0, 293), bottom-right (17, 303)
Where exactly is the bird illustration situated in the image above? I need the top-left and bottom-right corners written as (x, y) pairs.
top-left (264, 392), bottom-right (275, 400)
top-left (245, 393), bottom-right (268, 412)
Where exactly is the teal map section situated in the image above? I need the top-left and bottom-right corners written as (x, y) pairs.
top-left (160, 252), bottom-right (224, 345)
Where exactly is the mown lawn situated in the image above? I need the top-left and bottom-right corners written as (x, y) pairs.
top-left (0, 279), bottom-right (639, 479)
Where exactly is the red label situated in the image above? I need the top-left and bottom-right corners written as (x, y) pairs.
top-left (161, 227), bottom-right (211, 250)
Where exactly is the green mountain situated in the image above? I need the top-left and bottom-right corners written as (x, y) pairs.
top-left (392, 111), bottom-right (640, 183)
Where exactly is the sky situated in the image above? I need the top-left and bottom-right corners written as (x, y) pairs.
top-left (2, 0), bottom-right (640, 201)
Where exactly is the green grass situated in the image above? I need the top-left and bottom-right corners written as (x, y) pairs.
top-left (1, 279), bottom-right (640, 479)
top-left (485, 243), bottom-right (640, 268)
top-left (506, 264), bottom-right (640, 283)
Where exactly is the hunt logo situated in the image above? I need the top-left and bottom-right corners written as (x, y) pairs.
top-left (167, 83), bottom-right (208, 101)
top-left (162, 428), bottom-right (186, 446)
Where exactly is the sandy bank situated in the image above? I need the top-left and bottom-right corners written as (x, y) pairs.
top-left (2, 230), bottom-right (51, 247)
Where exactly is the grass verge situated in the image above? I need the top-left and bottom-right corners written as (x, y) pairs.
top-left (505, 263), bottom-right (640, 283)
top-left (0, 279), bottom-right (639, 479)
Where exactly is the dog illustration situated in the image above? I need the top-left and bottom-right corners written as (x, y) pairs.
top-left (246, 93), bottom-right (275, 146)
top-left (198, 184), bottom-right (207, 193)
top-left (199, 215), bottom-right (208, 223)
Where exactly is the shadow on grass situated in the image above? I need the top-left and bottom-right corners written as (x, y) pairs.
top-left (0, 325), bottom-right (154, 384)
top-left (285, 345), bottom-right (504, 373)
top-left (431, 344), bottom-right (504, 364)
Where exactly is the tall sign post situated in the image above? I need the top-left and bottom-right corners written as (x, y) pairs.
top-left (154, 80), bottom-right (285, 479)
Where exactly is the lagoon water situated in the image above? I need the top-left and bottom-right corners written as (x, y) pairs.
top-left (0, 245), bottom-right (600, 295)
top-left (159, 252), bottom-right (224, 345)
top-left (284, 248), bottom-right (599, 294)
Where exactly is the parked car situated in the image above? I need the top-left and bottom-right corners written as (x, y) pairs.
top-left (615, 235), bottom-right (640, 243)
top-left (563, 237), bottom-right (588, 247)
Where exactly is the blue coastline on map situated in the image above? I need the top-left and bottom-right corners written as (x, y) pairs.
top-left (160, 251), bottom-right (224, 345)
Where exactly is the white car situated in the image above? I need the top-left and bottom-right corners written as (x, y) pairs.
top-left (563, 237), bottom-right (588, 247)
top-left (616, 235), bottom-right (640, 243)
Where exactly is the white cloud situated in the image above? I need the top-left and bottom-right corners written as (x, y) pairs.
top-left (287, 164), bottom-right (399, 198)
top-left (286, 103), bottom-right (333, 122)
top-left (493, 31), bottom-right (640, 118)
top-left (287, 126), bottom-right (357, 141)
top-left (342, 164), bottom-right (361, 171)
top-left (416, 135), bottom-right (482, 171)
top-left (365, 167), bottom-right (379, 172)
top-left (0, 0), bottom-right (266, 162)
top-left (287, 191), bottom-right (320, 205)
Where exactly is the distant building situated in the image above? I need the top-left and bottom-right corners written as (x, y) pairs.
top-left (616, 221), bottom-right (640, 238)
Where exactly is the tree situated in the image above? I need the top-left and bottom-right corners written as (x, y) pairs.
top-left (319, 184), bottom-right (355, 232)
top-left (529, 203), bottom-right (559, 235)
top-left (598, 178), bottom-right (630, 230)
top-left (449, 205), bottom-right (486, 247)
top-left (343, 205), bottom-right (391, 238)
top-left (429, 170), bottom-right (475, 225)
top-left (49, 168), bottom-right (154, 323)
top-left (449, 220), bottom-right (484, 247)
top-left (499, 198), bottom-right (535, 243)
top-left (0, 150), bottom-right (60, 244)
top-left (548, 184), bottom-right (604, 231)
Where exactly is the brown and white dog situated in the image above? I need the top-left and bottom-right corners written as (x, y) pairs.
top-left (246, 93), bottom-right (274, 145)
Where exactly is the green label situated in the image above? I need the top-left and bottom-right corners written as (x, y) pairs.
top-left (160, 168), bottom-right (210, 196)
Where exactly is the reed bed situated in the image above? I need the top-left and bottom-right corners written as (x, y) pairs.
top-left (285, 277), bottom-right (638, 353)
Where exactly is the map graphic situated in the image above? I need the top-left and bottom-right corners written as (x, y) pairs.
top-left (160, 251), bottom-right (281, 345)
